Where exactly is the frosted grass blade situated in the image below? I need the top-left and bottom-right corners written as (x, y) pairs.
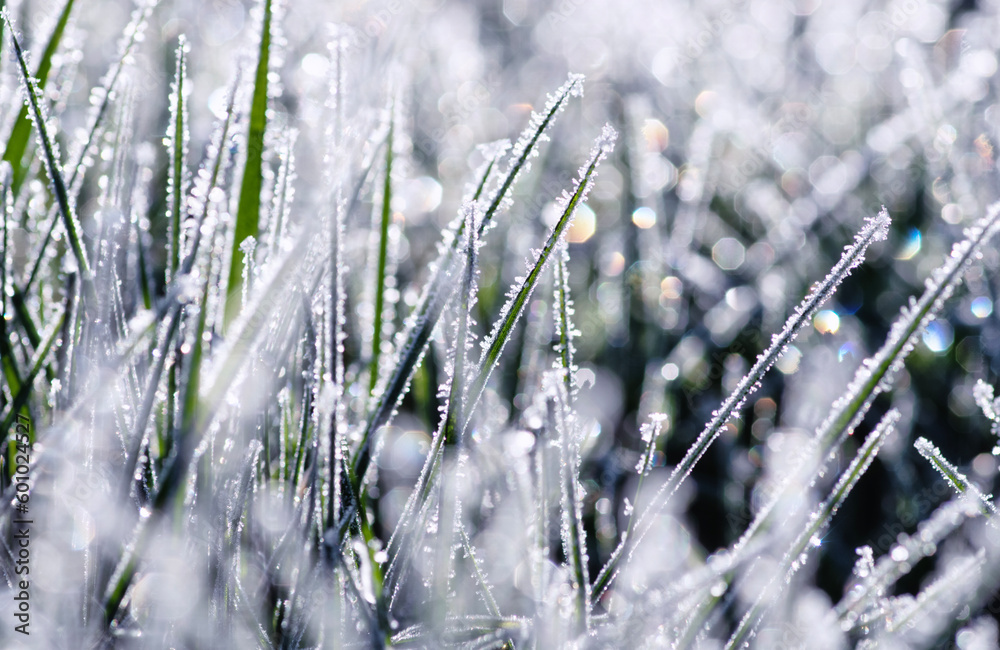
top-left (432, 205), bottom-right (480, 638)
top-left (225, 0), bottom-right (274, 325)
top-left (553, 239), bottom-right (576, 397)
top-left (24, 0), bottom-right (157, 295)
top-left (0, 306), bottom-right (65, 435)
top-left (835, 493), bottom-right (982, 627)
top-left (369, 112), bottom-right (394, 394)
top-left (463, 124), bottom-right (617, 434)
top-left (726, 409), bottom-right (899, 650)
top-left (351, 75), bottom-right (584, 487)
top-left (4, 12), bottom-right (96, 309)
top-left (915, 437), bottom-right (997, 516)
top-left (166, 36), bottom-right (189, 284)
top-left (884, 550), bottom-right (985, 637)
top-left (592, 208), bottom-right (891, 601)
top-left (548, 372), bottom-right (590, 634)
top-left (2, 0), bottom-right (76, 194)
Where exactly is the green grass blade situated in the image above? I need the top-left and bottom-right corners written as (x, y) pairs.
top-left (444, 205), bottom-right (478, 446)
top-left (23, 0), bottom-right (156, 295)
top-left (225, 0), bottom-right (273, 326)
top-left (4, 12), bottom-right (96, 309)
top-left (2, 0), bottom-right (75, 195)
top-left (167, 35), bottom-right (189, 282)
top-left (163, 36), bottom-right (188, 476)
top-left (0, 318), bottom-right (25, 425)
top-left (369, 112), bottom-right (394, 394)
top-left (350, 75), bottom-right (584, 484)
top-left (553, 239), bottom-right (575, 397)
top-left (592, 208), bottom-right (893, 602)
top-left (915, 437), bottom-right (997, 516)
top-left (549, 374), bottom-right (590, 635)
top-left (462, 125), bottom-right (616, 434)
top-left (726, 409), bottom-right (899, 650)
top-left (0, 306), bottom-right (65, 440)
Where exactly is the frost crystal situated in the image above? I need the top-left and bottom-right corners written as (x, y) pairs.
top-left (973, 380), bottom-right (1000, 453)
top-left (635, 413), bottom-right (667, 475)
top-left (914, 437), bottom-right (997, 515)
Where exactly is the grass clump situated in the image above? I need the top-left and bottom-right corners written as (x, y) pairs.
top-left (4, 1), bottom-right (1000, 649)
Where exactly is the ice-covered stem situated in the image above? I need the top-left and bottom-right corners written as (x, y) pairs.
top-left (225, 0), bottom-right (276, 326)
top-left (369, 107), bottom-right (395, 395)
top-left (915, 437), bottom-right (997, 516)
top-left (352, 75), bottom-right (583, 485)
top-left (885, 550), bottom-right (986, 636)
top-left (166, 35), bottom-right (190, 284)
top-left (592, 208), bottom-right (891, 602)
top-left (836, 493), bottom-right (983, 626)
top-left (546, 371), bottom-right (591, 635)
top-left (464, 124), bottom-right (617, 434)
top-left (24, 0), bottom-right (156, 295)
top-left (4, 12), bottom-right (96, 309)
top-left (726, 409), bottom-right (900, 650)
top-left (813, 201), bottom-right (1000, 465)
top-left (553, 238), bottom-right (577, 399)
top-left (973, 380), bottom-right (1000, 453)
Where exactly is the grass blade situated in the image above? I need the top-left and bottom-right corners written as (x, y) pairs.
top-left (225, 0), bottom-right (274, 326)
top-left (350, 75), bottom-right (584, 489)
top-left (2, 0), bottom-right (75, 194)
top-left (463, 124), bottom-right (616, 434)
top-left (914, 437), bottom-right (997, 516)
top-left (548, 372), bottom-right (590, 635)
top-left (592, 208), bottom-right (892, 601)
top-left (726, 409), bottom-right (899, 650)
top-left (369, 110), bottom-right (394, 394)
top-left (4, 11), bottom-right (96, 309)
top-left (167, 35), bottom-right (189, 283)
top-left (0, 306), bottom-right (65, 436)
top-left (23, 0), bottom-right (157, 295)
